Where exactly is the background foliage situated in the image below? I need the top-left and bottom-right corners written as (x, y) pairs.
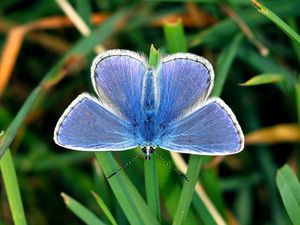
top-left (0, 0), bottom-right (300, 224)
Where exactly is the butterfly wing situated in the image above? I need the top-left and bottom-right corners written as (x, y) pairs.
top-left (159, 98), bottom-right (244, 155)
top-left (156, 53), bottom-right (214, 125)
top-left (54, 93), bottom-right (138, 151)
top-left (91, 49), bottom-right (147, 123)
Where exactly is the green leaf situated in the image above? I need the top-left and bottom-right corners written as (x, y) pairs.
top-left (156, 149), bottom-right (198, 224)
top-left (240, 73), bottom-right (284, 86)
top-left (91, 191), bottom-right (118, 225)
top-left (212, 33), bottom-right (243, 96)
top-left (200, 159), bottom-right (226, 220)
top-left (172, 156), bottom-right (203, 225)
top-left (163, 18), bottom-right (204, 225)
top-left (237, 46), bottom-right (295, 95)
top-left (204, 34), bottom-right (244, 222)
top-left (144, 45), bottom-right (161, 222)
top-left (163, 18), bottom-right (188, 53)
top-left (252, 0), bottom-right (300, 45)
top-left (234, 188), bottom-right (253, 225)
top-left (0, 86), bottom-right (41, 159)
top-left (61, 193), bottom-right (106, 225)
top-left (95, 152), bottom-right (160, 225)
top-left (191, 194), bottom-right (218, 225)
top-left (288, 18), bottom-right (300, 62)
top-left (0, 149), bottom-right (27, 225)
top-left (189, 0), bottom-right (300, 47)
top-left (75, 0), bottom-right (92, 27)
top-left (295, 83), bottom-right (300, 123)
top-left (258, 149), bottom-right (287, 225)
top-left (144, 158), bottom-right (160, 221)
top-left (149, 44), bottom-right (160, 68)
top-left (276, 164), bottom-right (300, 225)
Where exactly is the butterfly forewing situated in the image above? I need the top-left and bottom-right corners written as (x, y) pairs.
top-left (91, 50), bottom-right (147, 123)
top-left (156, 53), bottom-right (214, 125)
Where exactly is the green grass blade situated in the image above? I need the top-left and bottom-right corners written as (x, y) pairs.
top-left (252, 0), bottom-right (300, 45)
top-left (0, 9), bottom-right (128, 159)
top-left (240, 73), bottom-right (284, 86)
top-left (149, 44), bottom-right (160, 68)
top-left (61, 193), bottom-right (106, 225)
top-left (191, 194), bottom-right (218, 225)
top-left (163, 18), bottom-right (204, 225)
top-left (91, 191), bottom-right (118, 225)
top-left (258, 149), bottom-right (287, 225)
top-left (168, 23), bottom-right (242, 225)
top-left (144, 45), bottom-right (161, 222)
top-left (0, 149), bottom-right (27, 225)
top-left (163, 17), bottom-right (228, 225)
top-left (234, 189), bottom-right (252, 225)
top-left (0, 87), bottom-right (41, 159)
top-left (95, 152), bottom-right (160, 225)
top-left (144, 155), bottom-right (160, 221)
top-left (200, 158), bottom-right (226, 220)
top-left (276, 165), bottom-right (300, 225)
top-left (157, 149), bottom-right (198, 224)
top-left (75, 0), bottom-right (92, 27)
top-left (172, 156), bottom-right (203, 225)
top-left (295, 83), bottom-right (300, 123)
top-left (237, 46), bottom-right (295, 96)
top-left (202, 33), bottom-right (244, 222)
top-left (189, 0), bottom-right (300, 47)
top-left (163, 18), bottom-right (188, 53)
top-left (288, 18), bottom-right (300, 62)
top-left (212, 33), bottom-right (243, 96)
top-left (238, 46), bottom-right (292, 75)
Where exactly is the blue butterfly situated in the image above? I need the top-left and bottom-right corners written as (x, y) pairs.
top-left (54, 49), bottom-right (244, 160)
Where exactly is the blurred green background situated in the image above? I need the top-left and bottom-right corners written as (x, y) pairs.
top-left (1, 0), bottom-right (300, 224)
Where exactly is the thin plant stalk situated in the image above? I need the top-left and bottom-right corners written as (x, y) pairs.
top-left (163, 17), bottom-right (205, 225)
top-left (252, 0), bottom-right (300, 45)
top-left (0, 148), bottom-right (27, 225)
top-left (144, 45), bottom-right (161, 221)
top-left (172, 156), bottom-right (203, 225)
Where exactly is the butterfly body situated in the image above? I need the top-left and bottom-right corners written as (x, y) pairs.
top-left (54, 49), bottom-right (244, 157)
top-left (139, 68), bottom-right (159, 147)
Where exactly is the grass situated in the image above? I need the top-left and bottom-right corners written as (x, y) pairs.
top-left (1, 0), bottom-right (300, 224)
top-left (0, 149), bottom-right (27, 225)
top-left (145, 45), bottom-right (161, 222)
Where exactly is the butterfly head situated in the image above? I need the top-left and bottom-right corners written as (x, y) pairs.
top-left (141, 146), bottom-right (156, 160)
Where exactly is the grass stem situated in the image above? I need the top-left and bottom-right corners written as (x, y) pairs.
top-left (0, 149), bottom-right (27, 225)
top-left (144, 45), bottom-right (161, 221)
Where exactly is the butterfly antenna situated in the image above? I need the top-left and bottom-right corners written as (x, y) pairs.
top-left (106, 152), bottom-right (143, 179)
top-left (153, 151), bottom-right (190, 181)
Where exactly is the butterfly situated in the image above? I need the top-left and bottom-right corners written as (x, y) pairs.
top-left (54, 49), bottom-right (244, 161)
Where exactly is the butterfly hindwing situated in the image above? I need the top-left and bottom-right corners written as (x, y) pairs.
top-left (159, 98), bottom-right (244, 155)
top-left (54, 93), bottom-right (138, 151)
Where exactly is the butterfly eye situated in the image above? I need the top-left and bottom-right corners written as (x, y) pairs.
top-left (149, 147), bottom-right (155, 153)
